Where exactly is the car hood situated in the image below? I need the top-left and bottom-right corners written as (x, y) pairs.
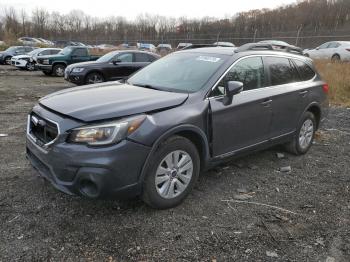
top-left (39, 83), bottom-right (189, 122)
top-left (12, 55), bottom-right (30, 59)
top-left (67, 61), bottom-right (101, 69)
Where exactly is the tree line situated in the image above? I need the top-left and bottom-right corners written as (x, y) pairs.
top-left (1, 0), bottom-right (350, 48)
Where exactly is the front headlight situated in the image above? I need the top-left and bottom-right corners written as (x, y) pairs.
top-left (68, 115), bottom-right (146, 146)
top-left (72, 67), bottom-right (84, 73)
top-left (43, 59), bottom-right (50, 65)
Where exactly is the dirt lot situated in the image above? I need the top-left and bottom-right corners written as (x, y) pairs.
top-left (0, 65), bottom-right (349, 261)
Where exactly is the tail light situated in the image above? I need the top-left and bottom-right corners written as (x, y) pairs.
top-left (322, 83), bottom-right (329, 94)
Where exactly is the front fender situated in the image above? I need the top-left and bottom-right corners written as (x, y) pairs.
top-left (137, 124), bottom-right (210, 184)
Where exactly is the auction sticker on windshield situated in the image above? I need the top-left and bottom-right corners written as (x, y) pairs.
top-left (196, 56), bottom-right (221, 63)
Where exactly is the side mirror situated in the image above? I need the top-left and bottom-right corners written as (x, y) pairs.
top-left (223, 81), bottom-right (243, 105)
top-left (316, 47), bottom-right (320, 50)
top-left (113, 59), bottom-right (122, 65)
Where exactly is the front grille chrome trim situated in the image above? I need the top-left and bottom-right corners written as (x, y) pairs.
top-left (26, 114), bottom-right (61, 150)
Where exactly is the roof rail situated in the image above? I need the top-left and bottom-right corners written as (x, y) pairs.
top-left (235, 43), bottom-right (303, 55)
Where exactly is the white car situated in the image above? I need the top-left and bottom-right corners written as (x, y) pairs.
top-left (304, 41), bottom-right (350, 61)
top-left (11, 48), bottom-right (61, 71)
top-left (177, 43), bottom-right (192, 49)
top-left (213, 41), bottom-right (235, 47)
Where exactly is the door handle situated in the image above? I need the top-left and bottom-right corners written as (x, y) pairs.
top-left (299, 90), bottom-right (309, 96)
top-left (261, 99), bottom-right (272, 106)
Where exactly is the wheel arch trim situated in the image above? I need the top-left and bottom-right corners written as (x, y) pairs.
top-left (137, 124), bottom-right (210, 184)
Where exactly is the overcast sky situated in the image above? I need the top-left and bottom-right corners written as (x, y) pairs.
top-left (0, 0), bottom-right (296, 19)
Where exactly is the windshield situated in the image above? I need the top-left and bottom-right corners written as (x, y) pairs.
top-left (58, 47), bottom-right (73, 55)
top-left (128, 52), bottom-right (226, 93)
top-left (96, 51), bottom-right (118, 63)
top-left (6, 46), bottom-right (17, 52)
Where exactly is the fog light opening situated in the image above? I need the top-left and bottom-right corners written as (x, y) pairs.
top-left (79, 179), bottom-right (99, 198)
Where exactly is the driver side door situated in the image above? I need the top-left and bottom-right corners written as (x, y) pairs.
top-left (209, 56), bottom-right (272, 157)
top-left (107, 52), bottom-right (135, 81)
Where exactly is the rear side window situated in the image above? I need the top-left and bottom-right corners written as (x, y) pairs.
top-left (148, 54), bottom-right (157, 62)
top-left (50, 49), bottom-right (60, 55)
top-left (135, 53), bottom-right (150, 62)
top-left (218, 57), bottom-right (266, 91)
top-left (117, 53), bottom-right (133, 62)
top-left (328, 42), bottom-right (340, 48)
top-left (266, 57), bottom-right (299, 86)
top-left (72, 48), bottom-right (87, 56)
top-left (40, 50), bottom-right (51, 56)
top-left (294, 60), bottom-right (316, 81)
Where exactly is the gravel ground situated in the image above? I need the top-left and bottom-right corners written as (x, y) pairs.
top-left (0, 65), bottom-right (349, 261)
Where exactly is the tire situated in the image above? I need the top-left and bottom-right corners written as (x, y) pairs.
top-left (285, 111), bottom-right (316, 155)
top-left (331, 54), bottom-right (341, 63)
top-left (26, 62), bottom-right (35, 71)
top-left (142, 136), bottom-right (200, 209)
top-left (52, 64), bottom-right (66, 77)
top-left (43, 71), bottom-right (52, 76)
top-left (85, 72), bottom-right (104, 84)
top-left (4, 56), bottom-right (11, 65)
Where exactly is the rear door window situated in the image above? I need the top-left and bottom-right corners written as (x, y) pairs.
top-left (72, 48), bottom-right (87, 57)
top-left (134, 53), bottom-right (150, 62)
top-left (116, 53), bottom-right (133, 62)
top-left (40, 50), bottom-right (51, 56)
top-left (50, 49), bottom-right (60, 55)
top-left (266, 57), bottom-right (299, 86)
top-left (294, 60), bottom-right (316, 81)
top-left (148, 54), bottom-right (157, 62)
top-left (328, 42), bottom-right (340, 48)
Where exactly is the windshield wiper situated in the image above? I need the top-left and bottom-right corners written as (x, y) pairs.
top-left (133, 83), bottom-right (161, 91)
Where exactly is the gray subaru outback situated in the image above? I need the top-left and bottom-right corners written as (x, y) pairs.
top-left (26, 43), bottom-right (329, 209)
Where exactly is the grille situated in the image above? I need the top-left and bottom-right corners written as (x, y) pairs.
top-left (29, 113), bottom-right (59, 146)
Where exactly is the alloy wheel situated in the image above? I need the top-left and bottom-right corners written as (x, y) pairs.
top-left (298, 119), bottom-right (314, 150)
top-left (155, 150), bottom-right (193, 199)
top-left (87, 74), bottom-right (103, 84)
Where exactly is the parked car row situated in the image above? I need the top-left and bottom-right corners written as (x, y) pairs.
top-left (2, 40), bottom-right (348, 87)
top-left (3, 44), bottom-right (161, 85)
top-left (11, 48), bottom-right (61, 71)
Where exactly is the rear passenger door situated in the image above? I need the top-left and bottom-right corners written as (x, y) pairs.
top-left (263, 56), bottom-right (304, 139)
top-left (134, 52), bottom-right (152, 71)
top-left (209, 56), bottom-right (272, 156)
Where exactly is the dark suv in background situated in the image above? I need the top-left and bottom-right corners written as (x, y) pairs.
top-left (26, 43), bottom-right (329, 209)
top-left (64, 50), bottom-right (160, 85)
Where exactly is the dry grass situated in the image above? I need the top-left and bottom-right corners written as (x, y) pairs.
top-left (314, 60), bottom-right (350, 107)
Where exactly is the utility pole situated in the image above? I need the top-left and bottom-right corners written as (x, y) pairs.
top-left (296, 25), bottom-right (303, 46)
top-left (253, 29), bottom-right (258, 42)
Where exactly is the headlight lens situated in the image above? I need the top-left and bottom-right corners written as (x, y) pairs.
top-left (68, 115), bottom-right (146, 145)
top-left (72, 67), bottom-right (84, 73)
